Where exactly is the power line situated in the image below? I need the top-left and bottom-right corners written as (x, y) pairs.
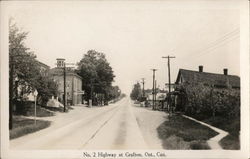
top-left (190, 30), bottom-right (239, 59)
top-left (180, 28), bottom-right (239, 60)
top-left (193, 34), bottom-right (239, 60)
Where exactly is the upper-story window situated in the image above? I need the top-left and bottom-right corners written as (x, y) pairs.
top-left (56, 58), bottom-right (65, 68)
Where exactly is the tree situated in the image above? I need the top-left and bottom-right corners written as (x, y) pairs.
top-left (9, 20), bottom-right (40, 100)
top-left (130, 83), bottom-right (142, 100)
top-left (77, 50), bottom-right (115, 104)
top-left (9, 20), bottom-right (58, 105)
top-left (36, 76), bottom-right (59, 106)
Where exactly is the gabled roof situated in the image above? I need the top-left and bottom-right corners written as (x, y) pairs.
top-left (175, 69), bottom-right (240, 88)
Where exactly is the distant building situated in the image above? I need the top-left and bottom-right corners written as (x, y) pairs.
top-left (49, 59), bottom-right (84, 106)
top-left (175, 66), bottom-right (240, 89)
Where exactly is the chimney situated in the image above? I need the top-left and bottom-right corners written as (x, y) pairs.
top-left (223, 68), bottom-right (228, 75)
top-left (199, 65), bottom-right (203, 72)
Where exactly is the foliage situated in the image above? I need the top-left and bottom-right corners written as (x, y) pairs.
top-left (178, 82), bottom-right (240, 122)
top-left (9, 20), bottom-right (58, 105)
top-left (106, 85), bottom-right (121, 101)
top-left (36, 76), bottom-right (59, 106)
top-left (9, 20), bottom-right (40, 98)
top-left (177, 82), bottom-right (240, 148)
top-left (77, 50), bottom-right (115, 102)
top-left (130, 83), bottom-right (142, 100)
top-left (14, 101), bottom-right (54, 117)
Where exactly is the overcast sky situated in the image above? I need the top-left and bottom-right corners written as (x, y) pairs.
top-left (5, 1), bottom-right (240, 94)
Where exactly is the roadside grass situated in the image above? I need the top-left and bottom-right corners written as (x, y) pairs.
top-left (157, 114), bottom-right (218, 150)
top-left (219, 134), bottom-right (240, 150)
top-left (10, 116), bottom-right (51, 139)
top-left (15, 102), bottom-right (55, 117)
top-left (202, 116), bottom-right (240, 149)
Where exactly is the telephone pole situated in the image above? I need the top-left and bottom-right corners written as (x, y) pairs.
top-left (151, 69), bottom-right (157, 110)
top-left (56, 58), bottom-right (75, 112)
top-left (162, 56), bottom-right (175, 94)
top-left (141, 78), bottom-right (145, 97)
top-left (63, 63), bottom-right (66, 112)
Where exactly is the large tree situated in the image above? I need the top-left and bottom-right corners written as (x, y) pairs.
top-left (9, 20), bottom-right (40, 99)
top-left (77, 50), bottom-right (115, 103)
top-left (9, 20), bottom-right (58, 105)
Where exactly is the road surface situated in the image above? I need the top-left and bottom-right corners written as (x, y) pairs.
top-left (10, 97), bottom-right (167, 150)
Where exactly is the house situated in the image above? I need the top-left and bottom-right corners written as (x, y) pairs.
top-left (173, 66), bottom-right (240, 112)
top-left (49, 59), bottom-right (84, 106)
top-left (175, 66), bottom-right (240, 89)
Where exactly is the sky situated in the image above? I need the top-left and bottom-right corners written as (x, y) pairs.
top-left (5, 1), bottom-right (240, 94)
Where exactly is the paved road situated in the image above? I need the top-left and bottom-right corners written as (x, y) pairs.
top-left (11, 97), bottom-right (164, 150)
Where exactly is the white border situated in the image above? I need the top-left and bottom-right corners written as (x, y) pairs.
top-left (1, 0), bottom-right (249, 159)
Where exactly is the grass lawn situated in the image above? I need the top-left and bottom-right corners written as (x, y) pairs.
top-left (15, 104), bottom-right (55, 117)
top-left (203, 116), bottom-right (240, 150)
top-left (157, 114), bottom-right (218, 150)
top-left (10, 116), bottom-right (51, 139)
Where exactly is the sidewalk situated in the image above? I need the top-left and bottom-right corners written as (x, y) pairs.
top-left (182, 115), bottom-right (229, 149)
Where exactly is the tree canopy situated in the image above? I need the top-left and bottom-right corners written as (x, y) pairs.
top-left (9, 20), bottom-right (58, 104)
top-left (130, 83), bottom-right (142, 100)
top-left (77, 50), bottom-right (115, 101)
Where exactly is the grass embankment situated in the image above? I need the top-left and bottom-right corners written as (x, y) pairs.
top-left (157, 115), bottom-right (218, 150)
top-left (10, 116), bottom-right (51, 139)
top-left (15, 103), bottom-right (55, 117)
top-left (202, 116), bottom-right (240, 149)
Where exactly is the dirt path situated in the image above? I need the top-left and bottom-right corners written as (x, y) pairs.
top-left (131, 103), bottom-right (168, 149)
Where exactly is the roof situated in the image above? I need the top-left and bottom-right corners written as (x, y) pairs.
top-left (36, 60), bottom-right (50, 69)
top-left (175, 69), bottom-right (240, 88)
top-left (49, 67), bottom-right (82, 79)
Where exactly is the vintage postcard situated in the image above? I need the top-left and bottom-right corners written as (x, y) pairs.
top-left (0, 0), bottom-right (249, 159)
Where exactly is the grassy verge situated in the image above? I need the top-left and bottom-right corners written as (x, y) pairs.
top-left (202, 116), bottom-right (240, 149)
top-left (10, 116), bottom-right (51, 139)
top-left (157, 114), bottom-right (218, 150)
top-left (15, 102), bottom-right (55, 117)
top-left (219, 134), bottom-right (240, 149)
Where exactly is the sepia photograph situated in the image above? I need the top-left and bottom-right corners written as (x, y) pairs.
top-left (0, 0), bottom-right (249, 159)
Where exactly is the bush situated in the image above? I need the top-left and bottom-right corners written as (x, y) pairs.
top-left (179, 83), bottom-right (240, 121)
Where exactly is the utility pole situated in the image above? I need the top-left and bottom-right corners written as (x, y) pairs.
top-left (56, 58), bottom-right (75, 112)
top-left (151, 69), bottom-right (157, 110)
top-left (162, 56), bottom-right (176, 94)
top-left (9, 56), bottom-right (14, 130)
top-left (155, 79), bottom-right (157, 110)
top-left (63, 62), bottom-right (66, 112)
top-left (141, 78), bottom-right (145, 98)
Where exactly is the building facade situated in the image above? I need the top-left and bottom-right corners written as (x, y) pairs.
top-left (49, 59), bottom-right (84, 106)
